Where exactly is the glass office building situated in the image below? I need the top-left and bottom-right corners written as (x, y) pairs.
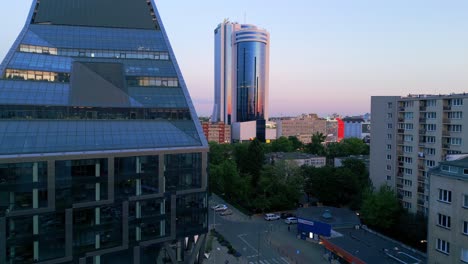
top-left (0, 0), bottom-right (208, 263)
top-left (212, 21), bottom-right (270, 125)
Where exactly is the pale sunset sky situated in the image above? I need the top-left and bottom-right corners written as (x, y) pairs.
top-left (1, 1), bottom-right (468, 117)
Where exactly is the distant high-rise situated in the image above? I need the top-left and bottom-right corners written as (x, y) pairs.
top-left (0, 0), bottom-right (208, 263)
top-left (212, 20), bottom-right (270, 125)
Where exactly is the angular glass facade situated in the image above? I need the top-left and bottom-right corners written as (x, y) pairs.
top-left (0, 0), bottom-right (208, 263)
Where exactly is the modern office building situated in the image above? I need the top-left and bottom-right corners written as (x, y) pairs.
top-left (0, 0), bottom-right (208, 263)
top-left (370, 94), bottom-right (468, 215)
top-left (342, 116), bottom-right (365, 139)
top-left (427, 156), bottom-right (468, 264)
top-left (212, 20), bottom-right (270, 139)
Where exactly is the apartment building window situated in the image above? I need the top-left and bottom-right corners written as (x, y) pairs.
top-left (441, 165), bottom-right (459, 173)
top-left (404, 179), bottom-right (412, 186)
top-left (404, 112), bottom-right (414, 120)
top-left (387, 123), bottom-right (393, 129)
top-left (463, 221), bottom-right (468, 235)
top-left (436, 239), bottom-right (450, 254)
top-left (404, 135), bottom-right (413, 142)
top-left (387, 134), bottom-right (393, 140)
top-left (448, 138), bottom-right (462, 145)
top-left (386, 155), bottom-right (392, 160)
top-left (464, 194), bottom-right (468, 208)
top-left (404, 168), bottom-right (413, 175)
top-left (461, 248), bottom-right (468, 263)
top-left (403, 201), bottom-right (412, 209)
top-left (438, 189), bottom-right (452, 203)
top-left (427, 136), bottom-right (436, 143)
top-left (404, 157), bottom-right (413, 164)
top-left (425, 112), bottom-right (437, 119)
top-left (427, 100), bottom-right (437, 107)
top-left (387, 144), bottom-right (392, 150)
top-left (425, 124), bottom-right (437, 131)
top-left (426, 160), bottom-right (436, 167)
top-left (437, 213), bottom-right (451, 229)
top-left (425, 148), bottom-right (436, 156)
top-left (449, 98), bottom-right (463, 106)
top-left (404, 101), bottom-right (414, 108)
top-left (386, 165), bottom-right (392, 171)
top-left (448, 112), bottom-right (463, 119)
top-left (387, 113), bottom-right (393, 119)
top-left (404, 146), bottom-right (413, 153)
top-left (403, 190), bottom-right (412, 198)
top-left (448, 125), bottom-right (462, 132)
top-left (387, 102), bottom-right (393, 109)
top-left (386, 175), bottom-right (392, 181)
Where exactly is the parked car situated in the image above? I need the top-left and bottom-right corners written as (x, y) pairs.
top-left (284, 217), bottom-right (298, 225)
top-left (280, 212), bottom-right (296, 219)
top-left (211, 204), bottom-right (228, 211)
top-left (219, 209), bottom-right (233, 216)
top-left (264, 213), bottom-right (280, 221)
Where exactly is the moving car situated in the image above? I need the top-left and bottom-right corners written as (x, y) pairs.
top-left (264, 213), bottom-right (280, 221)
top-left (284, 217), bottom-right (298, 225)
top-left (219, 209), bottom-right (233, 216)
top-left (211, 204), bottom-right (228, 211)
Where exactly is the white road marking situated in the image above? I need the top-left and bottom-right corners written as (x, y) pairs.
top-left (238, 234), bottom-right (259, 253)
top-left (280, 257), bottom-right (290, 264)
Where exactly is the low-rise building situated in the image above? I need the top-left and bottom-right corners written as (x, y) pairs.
top-left (427, 155), bottom-right (468, 264)
top-left (276, 114), bottom-right (327, 144)
top-left (201, 122), bottom-right (231, 143)
top-left (266, 152), bottom-right (326, 167)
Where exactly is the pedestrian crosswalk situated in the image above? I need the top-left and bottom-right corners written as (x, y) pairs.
top-left (248, 257), bottom-right (289, 264)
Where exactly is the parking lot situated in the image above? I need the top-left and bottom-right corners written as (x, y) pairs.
top-left (208, 194), bottom-right (328, 264)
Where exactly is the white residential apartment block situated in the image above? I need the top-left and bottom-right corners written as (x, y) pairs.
top-left (427, 157), bottom-right (468, 264)
top-left (370, 94), bottom-right (468, 215)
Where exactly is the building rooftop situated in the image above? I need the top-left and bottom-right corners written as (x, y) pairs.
top-left (296, 207), bottom-right (360, 229)
top-left (399, 92), bottom-right (468, 100)
top-left (429, 156), bottom-right (468, 181)
top-left (324, 227), bottom-right (426, 264)
top-left (266, 152), bottom-right (324, 161)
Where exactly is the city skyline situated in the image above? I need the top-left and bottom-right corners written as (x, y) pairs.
top-left (1, 0), bottom-right (468, 117)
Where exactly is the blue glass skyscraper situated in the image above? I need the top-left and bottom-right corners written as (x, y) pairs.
top-left (212, 21), bottom-right (270, 125)
top-left (0, 0), bottom-right (208, 263)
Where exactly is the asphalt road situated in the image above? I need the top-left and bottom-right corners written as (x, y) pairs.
top-left (209, 195), bottom-right (328, 264)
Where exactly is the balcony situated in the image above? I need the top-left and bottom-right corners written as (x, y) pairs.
top-left (417, 199), bottom-right (425, 206)
top-left (398, 107), bottom-right (405, 112)
top-left (442, 118), bottom-right (451, 124)
top-left (397, 129), bottom-right (404, 134)
top-left (398, 161), bottom-right (404, 167)
top-left (443, 105), bottom-right (452, 111)
top-left (419, 129), bottom-right (426, 135)
top-left (418, 176), bottom-right (426, 183)
top-left (417, 187), bottom-right (425, 193)
top-left (418, 165), bottom-right (425, 170)
top-left (442, 130), bottom-right (450, 137)
top-left (442, 143), bottom-right (450, 149)
top-left (398, 118), bottom-right (404, 122)
top-left (419, 106), bottom-right (427, 111)
top-left (397, 183), bottom-right (404, 189)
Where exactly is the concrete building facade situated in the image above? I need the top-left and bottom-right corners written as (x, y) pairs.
top-left (427, 157), bottom-right (468, 264)
top-left (201, 122), bottom-right (231, 144)
top-left (370, 94), bottom-right (468, 215)
top-left (276, 114), bottom-right (327, 144)
top-left (0, 1), bottom-right (208, 263)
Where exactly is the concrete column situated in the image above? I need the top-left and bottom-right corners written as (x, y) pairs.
top-left (107, 158), bottom-right (114, 202)
top-left (47, 161), bottom-right (55, 209)
top-left (95, 163), bottom-right (101, 201)
top-left (159, 155), bottom-right (165, 194)
top-left (0, 218), bottom-right (6, 264)
top-left (133, 246), bottom-right (140, 264)
top-left (136, 202), bottom-right (141, 241)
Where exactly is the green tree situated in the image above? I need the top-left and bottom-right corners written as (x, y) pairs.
top-left (288, 136), bottom-right (303, 150)
top-left (208, 141), bottom-right (233, 165)
top-left (306, 132), bottom-right (326, 155)
top-left (271, 136), bottom-right (293, 152)
top-left (360, 186), bottom-right (401, 229)
top-left (244, 138), bottom-right (264, 188)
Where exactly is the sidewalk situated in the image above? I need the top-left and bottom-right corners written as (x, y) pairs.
top-left (203, 237), bottom-right (244, 264)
